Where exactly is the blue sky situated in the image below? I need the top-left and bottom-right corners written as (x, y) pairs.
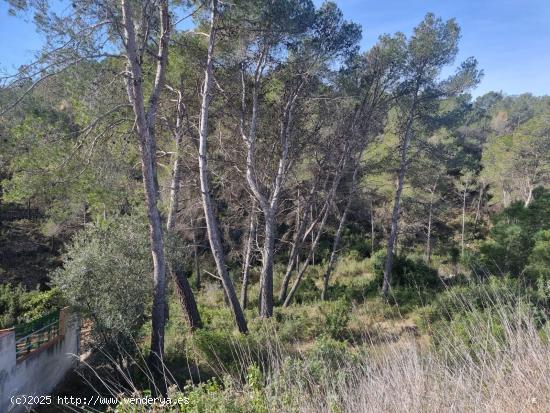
top-left (1, 0), bottom-right (549, 97)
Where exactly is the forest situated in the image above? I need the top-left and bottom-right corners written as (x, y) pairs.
top-left (0, 0), bottom-right (549, 412)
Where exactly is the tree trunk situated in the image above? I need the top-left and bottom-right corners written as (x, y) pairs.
top-left (426, 200), bottom-right (433, 264)
top-left (278, 178), bottom-right (321, 303)
top-left (524, 180), bottom-right (534, 207)
top-left (382, 89), bottom-right (418, 298)
top-left (121, 0), bottom-right (169, 373)
top-left (283, 206), bottom-right (329, 307)
top-left (461, 188), bottom-right (467, 257)
top-left (259, 210), bottom-right (276, 316)
top-left (370, 199), bottom-right (375, 256)
top-left (173, 268), bottom-right (202, 329)
top-left (240, 199), bottom-right (257, 309)
top-left (321, 164), bottom-right (358, 300)
top-left (474, 183), bottom-right (484, 226)
top-left (197, 0), bottom-right (247, 333)
top-left (192, 219), bottom-right (201, 290)
top-left (166, 130), bottom-right (183, 232)
top-left (425, 179), bottom-right (438, 264)
top-left (283, 160), bottom-right (346, 307)
top-left (165, 98), bottom-right (202, 330)
top-left (239, 55), bottom-right (303, 317)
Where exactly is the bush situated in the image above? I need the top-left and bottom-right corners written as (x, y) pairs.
top-left (292, 277), bottom-right (320, 304)
top-left (368, 250), bottom-right (441, 290)
top-left (341, 228), bottom-right (372, 258)
top-left (320, 298), bottom-right (351, 340)
top-left (51, 214), bottom-right (151, 354)
top-left (0, 284), bottom-right (64, 328)
top-left (526, 229), bottom-right (550, 282)
top-left (480, 188), bottom-right (550, 276)
top-left (416, 276), bottom-right (547, 329)
top-left (326, 279), bottom-right (370, 303)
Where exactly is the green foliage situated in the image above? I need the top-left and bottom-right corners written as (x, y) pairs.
top-left (291, 277), bottom-right (320, 304)
top-left (274, 306), bottom-right (324, 342)
top-left (51, 214), bottom-right (151, 351)
top-left (481, 109), bottom-right (550, 206)
top-left (416, 276), bottom-right (550, 333)
top-left (189, 329), bottom-right (240, 367)
top-left (525, 230), bottom-right (550, 308)
top-left (480, 188), bottom-right (550, 276)
top-left (368, 250), bottom-right (441, 290)
top-left (319, 298), bottom-right (351, 340)
top-left (0, 284), bottom-right (64, 329)
top-left (244, 364), bottom-right (268, 413)
top-left (526, 230), bottom-right (550, 280)
top-left (180, 378), bottom-right (242, 413)
top-left (341, 229), bottom-right (372, 258)
top-left (430, 307), bottom-right (508, 361)
top-left (326, 279), bottom-right (370, 303)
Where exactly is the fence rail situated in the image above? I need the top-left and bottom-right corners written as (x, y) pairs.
top-left (13, 311), bottom-right (60, 359)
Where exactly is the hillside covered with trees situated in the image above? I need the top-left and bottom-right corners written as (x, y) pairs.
top-left (1, 0), bottom-right (549, 411)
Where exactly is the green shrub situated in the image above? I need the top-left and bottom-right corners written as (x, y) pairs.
top-left (189, 329), bottom-right (242, 368)
top-left (0, 284), bottom-right (64, 328)
top-left (526, 229), bottom-right (550, 282)
top-left (416, 276), bottom-right (548, 329)
top-left (274, 307), bottom-right (323, 342)
top-left (341, 228), bottom-right (372, 258)
top-left (480, 188), bottom-right (550, 276)
top-left (292, 277), bottom-right (320, 304)
top-left (430, 307), bottom-right (508, 362)
top-left (320, 298), bottom-right (351, 340)
top-left (51, 214), bottom-right (151, 354)
top-left (326, 279), bottom-right (370, 303)
top-left (368, 250), bottom-right (441, 290)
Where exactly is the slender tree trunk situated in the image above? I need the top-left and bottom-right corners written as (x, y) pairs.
top-left (283, 161), bottom-right (346, 307)
top-left (283, 204), bottom-right (330, 307)
top-left (164, 98), bottom-right (202, 330)
top-left (321, 164), bottom-right (359, 300)
top-left (197, 0), bottom-right (247, 333)
top-left (240, 199), bottom-right (257, 309)
top-left (524, 180), bottom-right (534, 207)
top-left (166, 156), bottom-right (202, 329)
top-left (370, 199), bottom-right (375, 256)
top-left (239, 54), bottom-right (302, 318)
top-left (121, 0), bottom-right (169, 372)
top-left (279, 151), bottom-right (347, 303)
top-left (166, 134), bottom-right (183, 232)
top-left (383, 166), bottom-right (406, 298)
top-left (426, 199), bottom-right (433, 264)
top-left (278, 178), bottom-right (320, 303)
top-left (474, 183), bottom-right (483, 226)
top-left (461, 188), bottom-right (467, 257)
top-left (192, 219), bottom-right (201, 290)
top-left (425, 179), bottom-right (438, 264)
top-left (382, 90), bottom-right (418, 298)
top-left (259, 210), bottom-right (276, 316)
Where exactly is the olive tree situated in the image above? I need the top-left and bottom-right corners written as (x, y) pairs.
top-left (51, 215), bottom-right (151, 360)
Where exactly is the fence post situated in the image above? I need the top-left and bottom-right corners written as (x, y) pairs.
top-left (59, 307), bottom-right (69, 336)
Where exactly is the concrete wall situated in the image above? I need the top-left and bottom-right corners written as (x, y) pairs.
top-left (0, 309), bottom-right (80, 413)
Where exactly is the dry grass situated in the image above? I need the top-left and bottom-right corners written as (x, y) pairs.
top-left (79, 286), bottom-right (550, 413)
top-left (264, 306), bottom-right (550, 413)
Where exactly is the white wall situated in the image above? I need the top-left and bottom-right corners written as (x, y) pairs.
top-left (0, 309), bottom-right (80, 413)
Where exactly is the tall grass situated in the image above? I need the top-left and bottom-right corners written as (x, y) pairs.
top-left (78, 283), bottom-right (549, 413)
top-left (267, 306), bottom-right (549, 412)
